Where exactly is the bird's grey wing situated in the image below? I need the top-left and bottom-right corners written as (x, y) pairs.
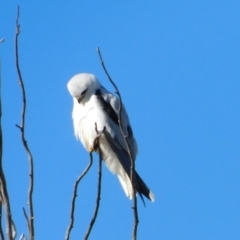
top-left (98, 86), bottom-right (138, 160)
top-left (99, 129), bottom-right (153, 202)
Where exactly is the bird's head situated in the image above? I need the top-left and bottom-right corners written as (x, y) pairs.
top-left (67, 73), bottom-right (101, 104)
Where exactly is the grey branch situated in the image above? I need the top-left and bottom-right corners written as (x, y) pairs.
top-left (15, 6), bottom-right (34, 240)
top-left (84, 123), bottom-right (103, 240)
top-left (0, 48), bottom-right (3, 240)
top-left (22, 208), bottom-right (29, 233)
top-left (18, 234), bottom-right (26, 240)
top-left (97, 47), bottom-right (139, 240)
top-left (0, 58), bottom-right (16, 240)
top-left (65, 153), bottom-right (93, 240)
top-left (0, 205), bottom-right (4, 240)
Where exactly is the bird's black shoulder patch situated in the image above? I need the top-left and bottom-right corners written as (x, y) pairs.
top-left (95, 89), bottom-right (119, 126)
top-left (127, 125), bottom-right (133, 139)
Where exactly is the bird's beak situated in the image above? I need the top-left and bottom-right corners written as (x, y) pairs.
top-left (77, 96), bottom-right (83, 104)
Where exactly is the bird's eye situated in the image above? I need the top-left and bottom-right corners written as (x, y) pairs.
top-left (81, 88), bottom-right (88, 96)
top-left (77, 88), bottom-right (88, 103)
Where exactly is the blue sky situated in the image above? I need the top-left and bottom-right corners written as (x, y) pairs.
top-left (0, 1), bottom-right (240, 239)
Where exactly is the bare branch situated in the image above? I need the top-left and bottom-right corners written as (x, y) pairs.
top-left (0, 59), bottom-right (4, 240)
top-left (15, 125), bottom-right (21, 130)
top-left (65, 153), bottom-right (93, 240)
top-left (83, 154), bottom-right (102, 240)
top-left (18, 234), bottom-right (27, 240)
top-left (0, 205), bottom-right (4, 240)
top-left (97, 47), bottom-right (139, 240)
top-left (0, 57), bottom-right (15, 240)
top-left (15, 6), bottom-right (34, 240)
top-left (22, 208), bottom-right (29, 233)
top-left (84, 124), bottom-right (103, 240)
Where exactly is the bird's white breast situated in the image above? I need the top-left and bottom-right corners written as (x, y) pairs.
top-left (72, 95), bottom-right (110, 152)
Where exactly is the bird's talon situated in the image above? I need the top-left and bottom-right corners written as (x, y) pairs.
top-left (88, 146), bottom-right (94, 152)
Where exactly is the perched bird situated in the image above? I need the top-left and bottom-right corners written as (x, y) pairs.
top-left (67, 73), bottom-right (154, 202)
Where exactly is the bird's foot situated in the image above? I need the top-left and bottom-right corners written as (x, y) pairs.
top-left (88, 146), bottom-right (94, 152)
top-left (93, 123), bottom-right (106, 151)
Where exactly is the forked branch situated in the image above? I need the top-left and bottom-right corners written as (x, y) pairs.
top-left (0, 57), bottom-right (16, 240)
top-left (83, 123), bottom-right (103, 240)
top-left (66, 123), bottom-right (103, 240)
top-left (15, 6), bottom-right (34, 240)
top-left (65, 153), bottom-right (93, 240)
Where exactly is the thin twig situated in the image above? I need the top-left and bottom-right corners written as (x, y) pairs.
top-left (19, 234), bottom-right (26, 240)
top-left (0, 58), bottom-right (15, 240)
top-left (0, 205), bottom-right (4, 240)
top-left (22, 208), bottom-right (29, 233)
top-left (84, 137), bottom-right (102, 240)
top-left (0, 60), bottom-right (4, 240)
top-left (65, 153), bottom-right (93, 240)
top-left (0, 59), bottom-right (5, 240)
top-left (97, 47), bottom-right (139, 240)
top-left (15, 6), bottom-right (34, 240)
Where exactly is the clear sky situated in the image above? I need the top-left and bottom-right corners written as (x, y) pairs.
top-left (0, 1), bottom-right (240, 239)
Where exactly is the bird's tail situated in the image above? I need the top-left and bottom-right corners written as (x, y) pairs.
top-left (98, 129), bottom-right (154, 203)
top-left (135, 172), bottom-right (155, 203)
top-left (117, 170), bottom-right (154, 204)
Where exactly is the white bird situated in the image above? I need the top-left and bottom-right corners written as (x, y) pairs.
top-left (67, 73), bottom-right (154, 202)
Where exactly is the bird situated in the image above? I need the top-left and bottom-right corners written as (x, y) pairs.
top-left (67, 73), bottom-right (154, 202)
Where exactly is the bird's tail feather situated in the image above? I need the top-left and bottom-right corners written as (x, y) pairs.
top-left (99, 130), bottom-right (154, 203)
top-left (117, 170), bottom-right (155, 204)
top-left (135, 172), bottom-right (155, 202)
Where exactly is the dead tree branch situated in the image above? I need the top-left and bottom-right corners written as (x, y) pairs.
top-left (22, 208), bottom-right (29, 233)
top-left (19, 234), bottom-right (26, 240)
top-left (0, 205), bottom-right (4, 240)
top-left (84, 123), bottom-right (103, 240)
top-left (15, 6), bottom-right (34, 240)
top-left (65, 153), bottom-right (93, 240)
top-left (97, 47), bottom-right (139, 240)
top-left (83, 154), bottom-right (102, 240)
top-left (0, 58), bottom-right (16, 240)
top-left (0, 59), bottom-right (4, 240)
